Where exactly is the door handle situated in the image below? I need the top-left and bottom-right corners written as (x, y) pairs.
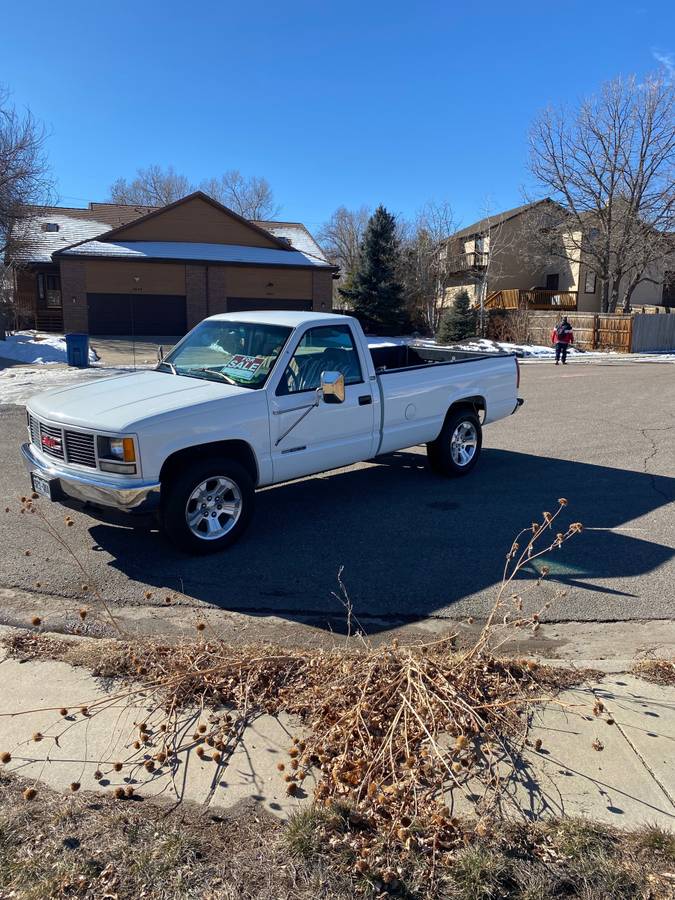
top-left (358, 395), bottom-right (372, 406)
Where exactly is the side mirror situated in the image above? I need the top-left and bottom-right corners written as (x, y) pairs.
top-left (320, 370), bottom-right (345, 404)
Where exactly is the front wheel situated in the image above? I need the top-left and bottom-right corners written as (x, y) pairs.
top-left (427, 409), bottom-right (482, 477)
top-left (161, 458), bottom-right (254, 554)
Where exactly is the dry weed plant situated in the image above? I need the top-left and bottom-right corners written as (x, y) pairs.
top-left (1, 495), bottom-right (589, 891)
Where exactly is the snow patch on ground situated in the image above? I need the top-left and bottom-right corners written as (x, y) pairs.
top-left (0, 332), bottom-right (99, 365)
top-left (445, 338), bottom-right (601, 358)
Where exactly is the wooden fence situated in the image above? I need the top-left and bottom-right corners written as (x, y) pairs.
top-left (493, 311), bottom-right (634, 352)
top-left (485, 289), bottom-right (578, 311)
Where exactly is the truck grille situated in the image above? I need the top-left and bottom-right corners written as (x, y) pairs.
top-left (28, 414), bottom-right (96, 468)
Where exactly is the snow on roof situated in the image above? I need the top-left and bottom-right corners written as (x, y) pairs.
top-left (253, 221), bottom-right (327, 262)
top-left (58, 240), bottom-right (334, 268)
top-left (13, 214), bottom-right (111, 263)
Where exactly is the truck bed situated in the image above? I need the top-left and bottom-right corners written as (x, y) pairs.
top-left (368, 340), bottom-right (511, 372)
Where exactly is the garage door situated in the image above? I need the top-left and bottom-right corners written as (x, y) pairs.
top-left (226, 298), bottom-right (313, 313)
top-left (87, 294), bottom-right (187, 335)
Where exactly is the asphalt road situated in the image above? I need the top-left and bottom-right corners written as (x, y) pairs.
top-left (1, 359), bottom-right (674, 633)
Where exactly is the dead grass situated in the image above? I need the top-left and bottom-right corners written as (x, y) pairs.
top-left (0, 769), bottom-right (354, 900)
top-left (632, 658), bottom-right (675, 686)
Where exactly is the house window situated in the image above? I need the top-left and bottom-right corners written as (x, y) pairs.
top-left (545, 273), bottom-right (560, 291)
top-left (45, 274), bottom-right (62, 307)
top-left (43, 223), bottom-right (60, 232)
top-left (584, 271), bottom-right (597, 294)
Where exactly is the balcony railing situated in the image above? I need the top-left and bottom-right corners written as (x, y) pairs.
top-left (443, 251), bottom-right (488, 273)
top-left (485, 289), bottom-right (578, 311)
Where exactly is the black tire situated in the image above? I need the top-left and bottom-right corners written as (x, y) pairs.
top-left (427, 409), bottom-right (482, 477)
top-left (161, 458), bottom-right (254, 554)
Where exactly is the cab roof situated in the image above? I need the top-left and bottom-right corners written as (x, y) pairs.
top-left (204, 310), bottom-right (355, 329)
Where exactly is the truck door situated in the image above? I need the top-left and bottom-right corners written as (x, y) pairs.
top-left (269, 324), bottom-right (375, 482)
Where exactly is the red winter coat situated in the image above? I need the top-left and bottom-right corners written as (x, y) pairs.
top-left (551, 326), bottom-right (574, 345)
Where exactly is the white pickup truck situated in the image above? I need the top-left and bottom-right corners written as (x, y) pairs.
top-left (22, 311), bottom-right (522, 553)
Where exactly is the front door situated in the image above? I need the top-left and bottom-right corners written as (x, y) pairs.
top-left (269, 323), bottom-right (375, 482)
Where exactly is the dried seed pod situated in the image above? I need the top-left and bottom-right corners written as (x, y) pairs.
top-left (286, 782), bottom-right (298, 796)
top-left (114, 787), bottom-right (125, 799)
top-left (59, 708), bottom-right (68, 717)
top-left (125, 786), bottom-right (134, 798)
top-left (113, 762), bottom-right (123, 772)
top-left (0, 752), bottom-right (11, 764)
top-left (196, 622), bottom-right (206, 632)
top-left (31, 616), bottom-right (41, 626)
top-left (23, 787), bottom-right (37, 801)
top-left (534, 738), bottom-right (543, 752)
top-left (70, 782), bottom-right (80, 792)
top-left (143, 760), bottom-right (155, 773)
top-left (79, 608), bottom-right (88, 620)
top-left (93, 770), bottom-right (103, 781)
top-left (32, 732), bottom-right (43, 742)
top-left (276, 762), bottom-right (285, 772)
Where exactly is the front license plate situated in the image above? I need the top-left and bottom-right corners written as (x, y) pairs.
top-left (31, 473), bottom-right (53, 500)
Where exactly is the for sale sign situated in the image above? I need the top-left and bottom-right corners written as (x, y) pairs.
top-left (221, 354), bottom-right (265, 382)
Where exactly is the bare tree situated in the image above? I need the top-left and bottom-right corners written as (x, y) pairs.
top-left (199, 171), bottom-right (279, 220)
top-left (1, 86), bottom-right (54, 333)
top-left (317, 205), bottom-right (371, 299)
top-left (528, 74), bottom-right (675, 312)
top-left (400, 201), bottom-right (455, 334)
top-left (0, 86), bottom-right (53, 252)
top-left (109, 164), bottom-right (193, 206)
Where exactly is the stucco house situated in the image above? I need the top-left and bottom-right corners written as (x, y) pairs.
top-left (8, 192), bottom-right (336, 334)
top-left (441, 199), bottom-right (675, 313)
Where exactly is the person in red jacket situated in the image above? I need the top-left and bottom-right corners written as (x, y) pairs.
top-left (551, 316), bottom-right (574, 365)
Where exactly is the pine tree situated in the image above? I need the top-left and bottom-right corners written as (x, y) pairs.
top-left (436, 290), bottom-right (476, 343)
top-left (339, 206), bottom-right (407, 332)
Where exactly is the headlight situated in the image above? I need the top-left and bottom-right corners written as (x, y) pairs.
top-left (97, 436), bottom-right (137, 474)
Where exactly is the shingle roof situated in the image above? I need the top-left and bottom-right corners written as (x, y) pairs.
top-left (450, 199), bottom-right (555, 240)
top-left (253, 221), bottom-right (327, 262)
top-left (57, 239), bottom-right (334, 268)
top-left (14, 200), bottom-right (328, 265)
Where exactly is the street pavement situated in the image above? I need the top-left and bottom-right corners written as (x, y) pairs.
top-left (0, 359), bottom-right (674, 634)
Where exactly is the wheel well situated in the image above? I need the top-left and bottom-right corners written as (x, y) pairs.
top-left (447, 396), bottom-right (485, 422)
top-left (159, 441), bottom-right (259, 486)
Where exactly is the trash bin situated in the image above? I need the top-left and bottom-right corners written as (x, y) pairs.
top-left (65, 333), bottom-right (90, 368)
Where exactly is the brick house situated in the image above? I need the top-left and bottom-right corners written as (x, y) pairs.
top-left (9, 192), bottom-right (336, 334)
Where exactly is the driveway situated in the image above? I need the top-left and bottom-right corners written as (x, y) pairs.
top-left (88, 336), bottom-right (180, 367)
top-left (0, 359), bottom-right (673, 634)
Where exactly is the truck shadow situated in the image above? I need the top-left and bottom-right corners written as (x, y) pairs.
top-left (89, 449), bottom-right (675, 634)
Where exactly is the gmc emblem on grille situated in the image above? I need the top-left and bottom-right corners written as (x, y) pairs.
top-left (41, 434), bottom-right (61, 450)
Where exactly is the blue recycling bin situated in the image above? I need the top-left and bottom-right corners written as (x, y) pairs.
top-left (65, 333), bottom-right (90, 368)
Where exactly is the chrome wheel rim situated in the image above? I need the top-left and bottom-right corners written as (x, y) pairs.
top-left (185, 476), bottom-right (242, 541)
top-left (450, 421), bottom-right (478, 466)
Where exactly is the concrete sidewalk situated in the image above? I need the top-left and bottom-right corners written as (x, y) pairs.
top-left (0, 633), bottom-right (673, 829)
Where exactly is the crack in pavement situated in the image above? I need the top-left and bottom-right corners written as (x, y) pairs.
top-left (638, 424), bottom-right (675, 504)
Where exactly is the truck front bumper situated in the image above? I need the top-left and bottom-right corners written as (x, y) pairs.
top-left (21, 442), bottom-right (161, 515)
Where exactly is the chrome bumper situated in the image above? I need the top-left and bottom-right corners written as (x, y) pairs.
top-left (21, 442), bottom-right (161, 514)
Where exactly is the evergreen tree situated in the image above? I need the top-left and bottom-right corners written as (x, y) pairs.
top-left (436, 290), bottom-right (476, 343)
top-left (339, 205), bottom-right (407, 331)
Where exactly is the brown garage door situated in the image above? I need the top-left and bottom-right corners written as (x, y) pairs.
top-left (226, 298), bottom-right (313, 313)
top-left (87, 294), bottom-right (187, 335)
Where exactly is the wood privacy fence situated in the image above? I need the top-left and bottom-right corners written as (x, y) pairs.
top-left (490, 310), bottom-right (675, 352)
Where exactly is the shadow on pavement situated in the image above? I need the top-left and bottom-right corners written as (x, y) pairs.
top-left (88, 449), bottom-right (675, 633)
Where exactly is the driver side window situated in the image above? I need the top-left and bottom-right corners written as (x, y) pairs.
top-left (277, 325), bottom-right (363, 396)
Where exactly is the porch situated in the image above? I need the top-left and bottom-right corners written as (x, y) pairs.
top-left (485, 288), bottom-right (578, 311)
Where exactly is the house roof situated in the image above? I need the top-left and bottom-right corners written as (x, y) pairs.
top-left (56, 239), bottom-right (334, 269)
top-left (13, 195), bottom-right (329, 265)
top-left (450, 199), bottom-right (558, 240)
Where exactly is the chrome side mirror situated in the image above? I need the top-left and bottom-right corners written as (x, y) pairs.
top-left (320, 370), bottom-right (345, 404)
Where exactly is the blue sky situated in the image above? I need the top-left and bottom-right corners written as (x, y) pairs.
top-left (2, 0), bottom-right (673, 232)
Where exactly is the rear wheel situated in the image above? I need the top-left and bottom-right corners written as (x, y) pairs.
top-left (427, 409), bottom-right (482, 477)
top-left (161, 458), bottom-right (254, 554)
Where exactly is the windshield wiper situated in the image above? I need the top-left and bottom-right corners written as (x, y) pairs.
top-left (156, 360), bottom-right (177, 375)
top-left (195, 367), bottom-right (238, 386)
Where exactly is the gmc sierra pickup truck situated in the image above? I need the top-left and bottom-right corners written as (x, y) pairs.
top-left (21, 311), bottom-right (522, 553)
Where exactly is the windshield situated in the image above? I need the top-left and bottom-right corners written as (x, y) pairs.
top-left (160, 320), bottom-right (292, 388)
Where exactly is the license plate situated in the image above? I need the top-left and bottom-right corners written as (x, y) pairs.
top-left (31, 473), bottom-right (53, 500)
